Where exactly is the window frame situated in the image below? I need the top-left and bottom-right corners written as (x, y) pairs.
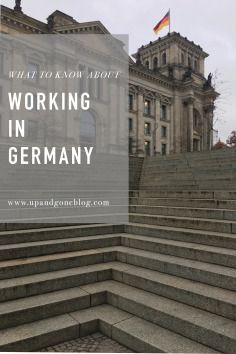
top-left (161, 143), bottom-right (167, 155)
top-left (129, 94), bottom-right (134, 111)
top-left (160, 104), bottom-right (167, 121)
top-left (161, 125), bottom-right (167, 138)
top-left (144, 122), bottom-right (151, 136)
top-left (162, 52), bottom-right (167, 65)
top-left (144, 99), bottom-right (151, 116)
top-left (128, 118), bottom-right (133, 132)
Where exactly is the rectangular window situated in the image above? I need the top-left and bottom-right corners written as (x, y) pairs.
top-left (129, 94), bottom-right (133, 110)
top-left (193, 139), bottom-right (200, 152)
top-left (193, 113), bottom-right (199, 129)
top-left (144, 122), bottom-right (151, 135)
top-left (161, 126), bottom-right (167, 138)
top-left (144, 140), bottom-right (151, 156)
top-left (161, 105), bottom-right (167, 121)
top-left (129, 118), bottom-right (133, 131)
top-left (144, 99), bottom-right (151, 115)
top-left (161, 143), bottom-right (167, 155)
top-left (129, 137), bottom-right (133, 154)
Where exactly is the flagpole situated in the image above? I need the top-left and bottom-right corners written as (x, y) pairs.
top-left (169, 8), bottom-right (171, 33)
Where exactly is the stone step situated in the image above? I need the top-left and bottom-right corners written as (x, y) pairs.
top-left (140, 184), bottom-right (200, 190)
top-left (142, 164), bottom-right (235, 175)
top-left (129, 204), bottom-right (236, 221)
top-left (142, 167), bottom-right (236, 175)
top-left (0, 304), bottom-right (219, 353)
top-left (116, 246), bottom-right (236, 291)
top-left (1, 260), bottom-right (235, 320)
top-left (122, 233), bottom-right (236, 268)
top-left (148, 149), bottom-right (236, 158)
top-left (0, 191), bottom-right (128, 200)
top-left (129, 213), bottom-right (236, 233)
top-left (0, 286), bottom-right (94, 330)
top-left (0, 209), bottom-right (128, 223)
top-left (139, 184), bottom-right (236, 191)
top-left (0, 213), bottom-right (128, 226)
top-left (126, 223), bottom-right (236, 249)
top-left (145, 152), bottom-right (235, 161)
top-left (143, 162), bottom-right (236, 171)
top-left (145, 153), bottom-right (236, 163)
top-left (1, 242), bottom-right (235, 290)
top-left (130, 197), bottom-right (236, 209)
top-left (140, 178), bottom-right (198, 184)
top-left (0, 234), bottom-right (121, 261)
top-left (199, 183), bottom-right (236, 190)
top-left (136, 190), bottom-right (214, 199)
top-left (82, 280), bottom-right (236, 353)
top-left (0, 222), bottom-right (79, 232)
top-left (143, 160), bottom-right (236, 170)
top-left (0, 247), bottom-right (117, 280)
top-left (141, 167), bottom-right (235, 175)
top-left (0, 313), bottom-right (79, 352)
top-left (141, 176), bottom-right (236, 185)
top-left (0, 224), bottom-right (124, 245)
top-left (112, 263), bottom-right (236, 320)
top-left (141, 170), bottom-right (194, 177)
top-left (0, 262), bottom-right (112, 302)
top-left (140, 179), bottom-right (198, 185)
top-left (109, 312), bottom-right (220, 353)
top-left (136, 190), bottom-right (236, 200)
top-left (140, 180), bottom-right (236, 189)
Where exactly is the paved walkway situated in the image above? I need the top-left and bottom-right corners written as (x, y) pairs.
top-left (40, 332), bottom-right (133, 352)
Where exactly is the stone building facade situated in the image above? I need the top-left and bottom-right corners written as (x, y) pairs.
top-left (0, 1), bottom-right (218, 156)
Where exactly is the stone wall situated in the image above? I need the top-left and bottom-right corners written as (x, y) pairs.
top-left (129, 156), bottom-right (144, 190)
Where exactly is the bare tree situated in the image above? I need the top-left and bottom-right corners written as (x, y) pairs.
top-left (226, 131), bottom-right (236, 147)
top-left (211, 69), bottom-right (231, 129)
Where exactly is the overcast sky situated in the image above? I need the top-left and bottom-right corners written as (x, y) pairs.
top-left (1, 0), bottom-right (235, 141)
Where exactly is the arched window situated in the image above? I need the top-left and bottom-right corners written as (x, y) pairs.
top-left (153, 57), bottom-right (158, 70)
top-left (80, 111), bottom-right (96, 147)
top-left (145, 60), bottom-right (149, 69)
top-left (181, 53), bottom-right (185, 64)
top-left (193, 109), bottom-right (201, 129)
top-left (188, 56), bottom-right (192, 67)
top-left (194, 59), bottom-right (198, 71)
top-left (162, 52), bottom-right (167, 65)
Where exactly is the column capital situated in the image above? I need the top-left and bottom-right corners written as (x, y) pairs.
top-left (183, 96), bottom-right (194, 105)
top-left (137, 86), bottom-right (145, 95)
top-left (203, 103), bottom-right (215, 114)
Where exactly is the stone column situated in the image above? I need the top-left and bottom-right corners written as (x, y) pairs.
top-left (187, 97), bottom-right (194, 152)
top-left (169, 99), bottom-right (174, 153)
top-left (136, 88), bottom-right (144, 156)
top-left (154, 94), bottom-right (161, 154)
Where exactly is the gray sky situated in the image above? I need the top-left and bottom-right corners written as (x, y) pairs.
top-left (1, 0), bottom-right (236, 141)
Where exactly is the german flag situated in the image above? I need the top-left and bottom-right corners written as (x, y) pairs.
top-left (153, 10), bottom-right (170, 34)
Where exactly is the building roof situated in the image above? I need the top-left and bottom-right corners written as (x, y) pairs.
top-left (133, 31), bottom-right (209, 59)
top-left (48, 10), bottom-right (77, 22)
top-left (0, 5), bottom-right (110, 34)
top-left (0, 4), bottom-right (48, 32)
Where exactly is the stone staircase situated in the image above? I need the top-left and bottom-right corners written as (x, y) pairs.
top-left (0, 149), bottom-right (236, 353)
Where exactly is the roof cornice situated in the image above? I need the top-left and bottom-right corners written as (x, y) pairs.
top-left (133, 31), bottom-right (208, 59)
